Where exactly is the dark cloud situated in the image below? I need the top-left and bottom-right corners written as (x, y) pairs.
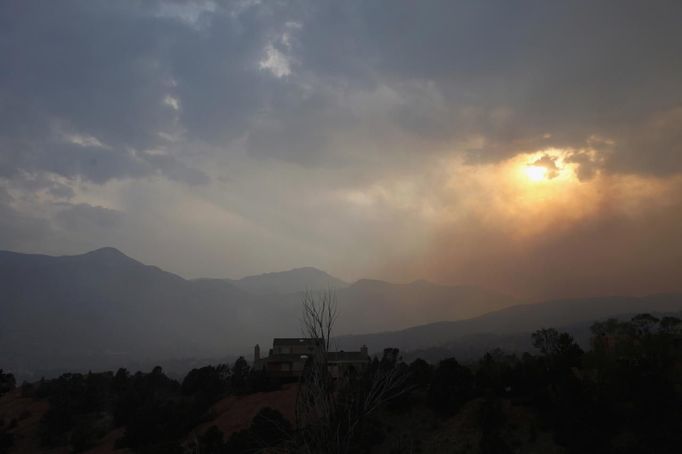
top-left (531, 155), bottom-right (560, 179)
top-left (2, 0), bottom-right (681, 180)
top-left (293, 0), bottom-right (682, 171)
top-left (0, 1), bottom-right (681, 296)
top-left (607, 107), bottom-right (682, 177)
top-left (0, 0), bottom-right (207, 184)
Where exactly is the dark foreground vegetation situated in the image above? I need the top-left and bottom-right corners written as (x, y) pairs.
top-left (0, 313), bottom-right (680, 454)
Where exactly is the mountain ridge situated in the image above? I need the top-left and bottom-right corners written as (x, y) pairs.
top-left (2, 247), bottom-right (679, 381)
top-left (0, 248), bottom-right (515, 378)
top-left (334, 293), bottom-right (682, 353)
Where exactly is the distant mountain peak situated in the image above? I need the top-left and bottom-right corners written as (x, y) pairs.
top-left (85, 246), bottom-right (127, 257)
top-left (231, 266), bottom-right (347, 295)
top-left (80, 247), bottom-right (136, 263)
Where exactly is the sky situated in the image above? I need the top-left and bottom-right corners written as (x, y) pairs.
top-left (1, 0), bottom-right (681, 300)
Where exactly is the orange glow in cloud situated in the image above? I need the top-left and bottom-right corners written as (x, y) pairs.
top-left (439, 149), bottom-right (596, 239)
top-left (375, 147), bottom-right (682, 299)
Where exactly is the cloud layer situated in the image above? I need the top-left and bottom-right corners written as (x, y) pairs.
top-left (1, 0), bottom-right (681, 298)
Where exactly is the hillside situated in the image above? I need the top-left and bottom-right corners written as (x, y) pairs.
top-left (0, 248), bottom-right (299, 380)
top-left (334, 279), bottom-right (518, 334)
top-left (0, 248), bottom-right (515, 379)
top-left (334, 293), bottom-right (682, 355)
top-left (1, 311), bottom-right (679, 453)
top-left (5, 247), bottom-right (677, 380)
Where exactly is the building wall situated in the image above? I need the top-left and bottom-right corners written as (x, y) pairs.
top-left (275, 344), bottom-right (318, 355)
top-left (259, 339), bottom-right (368, 378)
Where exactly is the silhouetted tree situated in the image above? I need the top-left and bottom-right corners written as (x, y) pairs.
top-left (532, 328), bottom-right (583, 371)
top-left (182, 365), bottom-right (229, 406)
top-left (408, 358), bottom-right (432, 388)
top-left (0, 370), bottom-right (15, 397)
top-left (659, 315), bottom-right (682, 335)
top-left (631, 313), bottom-right (659, 337)
top-left (478, 398), bottom-right (513, 454)
top-left (194, 425), bottom-right (225, 454)
top-left (428, 358), bottom-right (474, 415)
top-left (231, 357), bottom-right (250, 390)
top-left (380, 348), bottom-right (400, 370)
top-left (476, 349), bottom-right (517, 396)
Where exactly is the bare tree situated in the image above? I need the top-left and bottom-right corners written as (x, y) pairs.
top-left (300, 289), bottom-right (337, 353)
top-left (296, 289), bottom-right (338, 453)
top-left (295, 289), bottom-right (411, 454)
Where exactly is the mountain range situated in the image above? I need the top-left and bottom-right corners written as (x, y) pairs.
top-left (334, 293), bottom-right (682, 359)
top-left (218, 267), bottom-right (348, 295)
top-left (1, 247), bottom-right (680, 380)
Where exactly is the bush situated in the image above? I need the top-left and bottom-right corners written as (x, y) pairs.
top-left (428, 358), bottom-right (474, 415)
top-left (0, 371), bottom-right (15, 397)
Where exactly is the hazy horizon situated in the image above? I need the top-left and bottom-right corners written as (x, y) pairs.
top-left (1, 1), bottom-right (681, 301)
top-left (3, 245), bottom-right (680, 305)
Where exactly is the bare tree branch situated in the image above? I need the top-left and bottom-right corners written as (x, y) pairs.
top-left (295, 289), bottom-right (411, 454)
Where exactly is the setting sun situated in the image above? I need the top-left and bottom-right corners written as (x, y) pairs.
top-left (524, 165), bottom-right (549, 182)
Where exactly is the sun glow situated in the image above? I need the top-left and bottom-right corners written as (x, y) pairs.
top-left (524, 165), bottom-right (548, 182)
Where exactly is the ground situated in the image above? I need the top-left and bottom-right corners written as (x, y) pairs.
top-left (369, 393), bottom-right (564, 454)
top-left (1, 385), bottom-right (564, 453)
top-left (189, 383), bottom-right (298, 440)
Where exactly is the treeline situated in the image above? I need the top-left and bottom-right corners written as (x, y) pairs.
top-left (0, 370), bottom-right (17, 453)
top-left (4, 357), bottom-right (275, 453)
top-left (400, 313), bottom-right (682, 454)
top-left (1, 313), bottom-right (681, 454)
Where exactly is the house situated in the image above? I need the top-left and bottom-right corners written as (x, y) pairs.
top-left (253, 338), bottom-right (370, 379)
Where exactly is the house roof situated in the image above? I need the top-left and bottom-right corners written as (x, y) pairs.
top-left (273, 338), bottom-right (322, 346)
